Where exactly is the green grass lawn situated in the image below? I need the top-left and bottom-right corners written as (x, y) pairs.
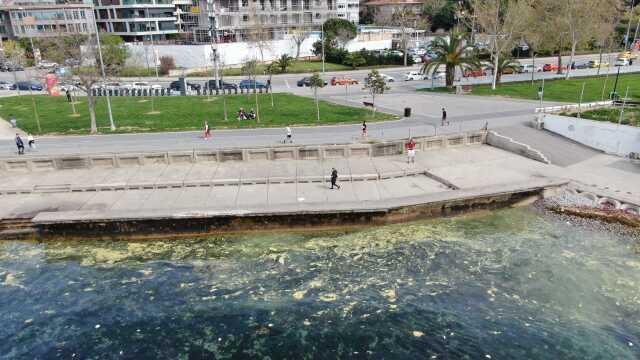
top-left (0, 93), bottom-right (395, 135)
top-left (564, 107), bottom-right (640, 127)
top-left (422, 73), bottom-right (640, 103)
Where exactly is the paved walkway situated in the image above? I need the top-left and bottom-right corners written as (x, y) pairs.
top-left (0, 146), bottom-right (561, 220)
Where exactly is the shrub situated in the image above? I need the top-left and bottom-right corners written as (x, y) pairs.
top-left (159, 56), bottom-right (176, 75)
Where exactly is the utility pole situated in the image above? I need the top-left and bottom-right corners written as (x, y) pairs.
top-left (209, 26), bottom-right (219, 88)
top-left (611, 65), bottom-right (621, 100)
top-left (321, 21), bottom-right (325, 74)
top-left (92, 10), bottom-right (115, 131)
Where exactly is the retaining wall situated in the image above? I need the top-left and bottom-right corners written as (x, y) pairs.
top-left (541, 114), bottom-right (640, 156)
top-left (0, 131), bottom-right (486, 172)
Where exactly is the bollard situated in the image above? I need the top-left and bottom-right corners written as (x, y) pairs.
top-left (253, 88), bottom-right (256, 94)
top-left (161, 88), bottom-right (165, 96)
top-left (197, 89), bottom-right (201, 96)
top-left (108, 89), bottom-right (113, 97)
top-left (241, 88), bottom-right (244, 94)
top-left (234, 88), bottom-right (238, 94)
top-left (92, 88), bottom-right (97, 96)
top-left (259, 88), bottom-right (263, 94)
top-left (114, 89), bottom-right (119, 96)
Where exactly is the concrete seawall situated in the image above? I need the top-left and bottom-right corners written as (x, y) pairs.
top-left (32, 179), bottom-right (566, 240)
top-left (0, 131), bottom-right (487, 172)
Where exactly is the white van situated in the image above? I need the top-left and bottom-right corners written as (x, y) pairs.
top-left (404, 71), bottom-right (426, 81)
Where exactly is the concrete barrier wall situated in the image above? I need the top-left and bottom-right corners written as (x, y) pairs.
top-left (486, 131), bottom-right (551, 164)
top-left (534, 101), bottom-right (613, 114)
top-left (127, 34), bottom-right (392, 68)
top-left (0, 131), bottom-right (486, 172)
top-left (542, 114), bottom-right (640, 156)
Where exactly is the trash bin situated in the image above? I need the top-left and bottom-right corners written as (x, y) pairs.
top-left (404, 107), bottom-right (411, 117)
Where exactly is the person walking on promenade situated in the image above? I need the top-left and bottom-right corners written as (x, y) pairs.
top-left (330, 168), bottom-right (341, 189)
top-left (362, 120), bottom-right (368, 138)
top-left (441, 107), bottom-right (448, 126)
top-left (66, 89), bottom-right (72, 103)
top-left (406, 138), bottom-right (417, 164)
top-left (27, 134), bottom-right (35, 150)
top-left (203, 121), bottom-right (212, 140)
top-left (285, 125), bottom-right (293, 143)
top-left (15, 133), bottom-right (24, 155)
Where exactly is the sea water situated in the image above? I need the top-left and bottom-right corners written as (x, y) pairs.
top-left (1, 207), bottom-right (639, 359)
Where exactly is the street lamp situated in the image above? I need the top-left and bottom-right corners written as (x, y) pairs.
top-left (92, 9), bottom-right (115, 131)
top-left (321, 21), bottom-right (325, 73)
top-left (146, 24), bottom-right (159, 80)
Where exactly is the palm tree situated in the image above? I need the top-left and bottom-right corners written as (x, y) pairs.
top-left (421, 32), bottom-right (479, 88)
top-left (485, 56), bottom-right (521, 85)
top-left (276, 54), bottom-right (293, 73)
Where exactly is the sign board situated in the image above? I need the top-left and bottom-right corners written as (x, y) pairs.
top-left (190, 6), bottom-right (200, 14)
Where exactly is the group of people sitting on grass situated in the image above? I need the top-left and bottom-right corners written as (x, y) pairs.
top-left (237, 108), bottom-right (256, 121)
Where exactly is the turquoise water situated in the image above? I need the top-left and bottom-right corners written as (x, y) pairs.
top-left (1, 207), bottom-right (639, 359)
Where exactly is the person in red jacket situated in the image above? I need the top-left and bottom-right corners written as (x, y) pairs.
top-left (406, 138), bottom-right (416, 164)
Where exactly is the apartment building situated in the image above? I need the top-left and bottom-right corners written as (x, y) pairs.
top-left (0, 0), bottom-right (95, 40)
top-left (213, 0), bottom-right (358, 42)
top-left (92, 0), bottom-right (179, 42)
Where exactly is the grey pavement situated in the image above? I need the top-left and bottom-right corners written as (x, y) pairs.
top-left (0, 145), bottom-right (561, 220)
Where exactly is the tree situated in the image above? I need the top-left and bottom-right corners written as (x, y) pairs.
top-left (344, 52), bottom-right (366, 69)
top-left (376, 7), bottom-right (428, 67)
top-left (2, 40), bottom-right (26, 90)
top-left (290, 28), bottom-right (309, 59)
top-left (423, 0), bottom-right (457, 31)
top-left (50, 33), bottom-right (127, 133)
top-left (322, 18), bottom-right (357, 47)
top-left (241, 58), bottom-right (260, 123)
top-left (99, 34), bottom-right (129, 75)
top-left (485, 56), bottom-right (520, 84)
top-left (562, 0), bottom-right (621, 79)
top-left (363, 70), bottom-right (390, 115)
top-left (159, 56), bottom-right (175, 75)
top-left (421, 32), bottom-right (479, 88)
top-left (265, 62), bottom-right (278, 107)
top-left (246, 3), bottom-right (272, 62)
top-left (275, 54), bottom-right (293, 73)
top-left (469, 0), bottom-right (532, 89)
top-left (308, 73), bottom-right (325, 123)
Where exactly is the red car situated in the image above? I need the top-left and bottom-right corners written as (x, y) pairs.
top-left (463, 68), bottom-right (487, 77)
top-left (542, 63), bottom-right (567, 72)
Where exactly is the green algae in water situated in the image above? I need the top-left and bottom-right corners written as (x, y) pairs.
top-left (0, 207), bottom-right (639, 359)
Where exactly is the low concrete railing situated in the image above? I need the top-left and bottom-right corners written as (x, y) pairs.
top-left (534, 100), bottom-right (613, 114)
top-left (0, 131), bottom-right (487, 172)
top-left (486, 131), bottom-right (551, 164)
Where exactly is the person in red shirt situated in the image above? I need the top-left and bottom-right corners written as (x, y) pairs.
top-left (406, 138), bottom-right (417, 164)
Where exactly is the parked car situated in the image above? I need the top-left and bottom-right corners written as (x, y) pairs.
top-left (501, 66), bottom-right (516, 75)
top-left (169, 80), bottom-right (201, 91)
top-left (387, 50), bottom-right (403, 57)
top-left (1, 62), bottom-right (23, 72)
top-left (365, 73), bottom-right (395, 84)
top-left (404, 71), bottom-right (426, 81)
top-left (543, 63), bottom-right (566, 72)
top-left (571, 61), bottom-right (590, 69)
top-left (330, 77), bottom-right (358, 85)
top-left (463, 68), bottom-right (487, 77)
top-left (618, 51), bottom-right (637, 60)
top-left (587, 60), bottom-right (609, 68)
top-left (519, 64), bottom-right (543, 73)
top-left (296, 77), bottom-right (327, 87)
top-left (615, 58), bottom-right (630, 66)
top-left (412, 55), bottom-right (424, 64)
top-left (37, 60), bottom-right (58, 69)
top-left (0, 80), bottom-right (14, 90)
top-left (409, 48), bottom-right (427, 56)
top-left (239, 79), bottom-right (267, 89)
top-left (15, 80), bottom-right (43, 91)
top-left (205, 80), bottom-right (238, 90)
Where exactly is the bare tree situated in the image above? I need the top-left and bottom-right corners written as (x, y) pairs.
top-left (290, 28), bottom-right (309, 59)
top-left (470, 0), bottom-right (532, 89)
top-left (241, 59), bottom-right (261, 123)
top-left (246, 3), bottom-right (272, 63)
top-left (563, 0), bottom-right (621, 79)
top-left (376, 7), bottom-right (428, 67)
top-left (2, 40), bottom-right (26, 93)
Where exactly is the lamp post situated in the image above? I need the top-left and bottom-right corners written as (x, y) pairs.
top-left (92, 9), bottom-right (115, 131)
top-left (610, 65), bottom-right (621, 100)
top-left (321, 21), bottom-right (325, 74)
top-left (146, 24), bottom-right (159, 80)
